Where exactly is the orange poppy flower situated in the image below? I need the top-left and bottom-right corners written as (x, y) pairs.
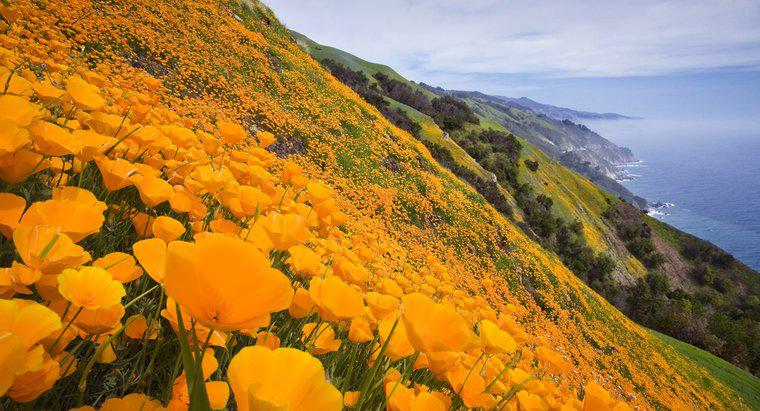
top-left (151, 216), bottom-right (185, 242)
top-left (31, 81), bottom-right (65, 103)
top-left (94, 157), bottom-right (138, 192)
top-left (132, 238), bottom-right (167, 283)
top-left (124, 314), bottom-right (158, 340)
top-left (400, 293), bottom-right (478, 353)
top-left (57, 266), bottom-right (126, 309)
top-left (161, 297), bottom-right (228, 348)
top-left (170, 352), bottom-right (230, 410)
top-left (131, 213), bottom-right (154, 239)
top-left (308, 275), bottom-right (364, 322)
top-left (378, 317), bottom-right (415, 361)
top-left (445, 364), bottom-right (495, 409)
top-left (365, 292), bottom-right (400, 321)
top-left (261, 212), bottom-right (311, 251)
top-left (227, 346), bottom-right (342, 410)
top-left (19, 198), bottom-right (105, 243)
top-left (13, 225), bottom-right (91, 274)
top-left (256, 130), bottom-right (276, 148)
top-left (134, 175), bottom-right (174, 208)
top-left (90, 394), bottom-right (166, 411)
top-left (479, 319), bottom-right (517, 355)
top-left (6, 352), bottom-right (60, 403)
top-left (66, 76), bottom-right (105, 111)
top-left (163, 234), bottom-right (293, 331)
top-left (255, 330), bottom-right (281, 350)
top-left (0, 192), bottom-right (25, 238)
top-left (0, 299), bottom-right (62, 349)
top-left (348, 316), bottom-right (374, 343)
top-left (92, 252), bottom-right (143, 283)
top-left (0, 333), bottom-right (25, 397)
top-left (29, 120), bottom-right (83, 157)
top-left (71, 303), bottom-right (125, 335)
top-left (288, 287), bottom-right (315, 319)
top-left (343, 391), bottom-right (360, 408)
top-left (535, 346), bottom-right (571, 375)
top-left (516, 390), bottom-right (550, 411)
top-left (238, 185), bottom-right (272, 216)
top-left (0, 94), bottom-right (41, 127)
top-left (50, 186), bottom-right (107, 213)
top-left (286, 244), bottom-right (322, 278)
top-left (302, 322), bottom-right (342, 355)
top-left (217, 120), bottom-right (247, 145)
top-left (0, 117), bottom-right (30, 156)
top-left (0, 149), bottom-right (49, 184)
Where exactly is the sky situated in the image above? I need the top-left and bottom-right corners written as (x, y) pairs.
top-left (266, 0), bottom-right (760, 121)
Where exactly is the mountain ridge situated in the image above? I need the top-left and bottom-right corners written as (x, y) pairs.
top-left (499, 96), bottom-right (638, 121)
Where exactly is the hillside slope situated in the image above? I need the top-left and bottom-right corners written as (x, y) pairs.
top-left (1, 0), bottom-right (753, 409)
top-left (291, 28), bottom-right (760, 383)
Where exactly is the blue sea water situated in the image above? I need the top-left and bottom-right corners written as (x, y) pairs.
top-left (586, 118), bottom-right (760, 272)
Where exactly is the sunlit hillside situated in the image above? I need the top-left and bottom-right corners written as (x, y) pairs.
top-left (0, 0), bottom-right (752, 409)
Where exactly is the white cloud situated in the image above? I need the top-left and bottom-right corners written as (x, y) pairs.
top-left (265, 0), bottom-right (760, 79)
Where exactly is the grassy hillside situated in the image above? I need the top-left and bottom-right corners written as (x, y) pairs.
top-left (290, 30), bottom-right (437, 99)
top-left (0, 0), bottom-right (753, 409)
top-left (289, 26), bottom-right (760, 398)
top-left (651, 330), bottom-right (760, 410)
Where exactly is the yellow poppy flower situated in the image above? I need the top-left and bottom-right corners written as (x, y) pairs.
top-left (227, 346), bottom-right (342, 410)
top-left (163, 234), bottom-right (293, 331)
top-left (57, 266), bottom-right (126, 309)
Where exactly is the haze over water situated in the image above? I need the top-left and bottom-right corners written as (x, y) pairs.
top-left (589, 118), bottom-right (760, 271)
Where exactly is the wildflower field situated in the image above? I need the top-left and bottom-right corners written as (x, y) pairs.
top-left (0, 0), bottom-right (750, 409)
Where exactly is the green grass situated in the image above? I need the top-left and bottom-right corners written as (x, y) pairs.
top-left (650, 329), bottom-right (760, 410)
top-left (290, 30), bottom-right (438, 99)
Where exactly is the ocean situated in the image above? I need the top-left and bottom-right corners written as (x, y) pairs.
top-left (587, 118), bottom-right (760, 272)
